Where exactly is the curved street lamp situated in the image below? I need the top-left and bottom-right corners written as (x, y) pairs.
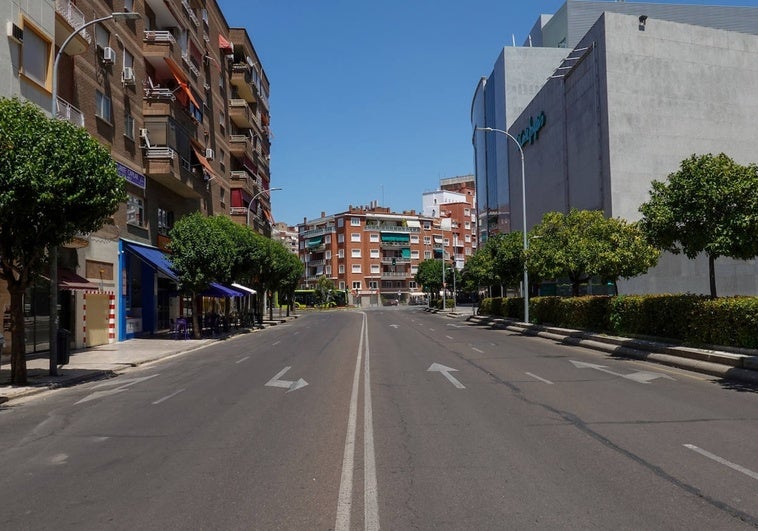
top-left (475, 126), bottom-right (529, 323)
top-left (48, 10), bottom-right (141, 376)
top-left (246, 187), bottom-right (282, 227)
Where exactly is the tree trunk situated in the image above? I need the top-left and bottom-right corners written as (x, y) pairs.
top-left (708, 254), bottom-right (717, 299)
top-left (9, 285), bottom-right (27, 385)
top-left (192, 293), bottom-right (202, 339)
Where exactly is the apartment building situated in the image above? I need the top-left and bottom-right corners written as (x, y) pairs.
top-left (421, 186), bottom-right (477, 271)
top-left (1, 0), bottom-right (272, 353)
top-left (298, 202), bottom-right (476, 307)
top-left (272, 222), bottom-right (298, 255)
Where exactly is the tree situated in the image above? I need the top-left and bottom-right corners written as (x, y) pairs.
top-left (314, 275), bottom-right (336, 307)
top-left (169, 213), bottom-right (235, 338)
top-left (415, 259), bottom-right (444, 301)
top-left (278, 252), bottom-right (304, 316)
top-left (0, 98), bottom-right (126, 384)
top-left (528, 209), bottom-right (659, 296)
top-left (488, 232), bottom-right (526, 290)
top-left (639, 153), bottom-right (758, 298)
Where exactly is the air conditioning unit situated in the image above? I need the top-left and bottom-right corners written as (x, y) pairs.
top-left (121, 66), bottom-right (136, 85)
top-left (102, 46), bottom-right (116, 64)
top-left (139, 128), bottom-right (149, 139)
top-left (205, 148), bottom-right (215, 160)
top-left (7, 22), bottom-right (23, 44)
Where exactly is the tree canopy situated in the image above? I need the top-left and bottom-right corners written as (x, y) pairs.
top-left (0, 97), bottom-right (126, 384)
top-left (639, 153), bottom-right (758, 297)
top-left (528, 209), bottom-right (658, 296)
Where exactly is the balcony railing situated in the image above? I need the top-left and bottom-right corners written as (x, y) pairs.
top-left (364, 224), bottom-right (420, 233)
top-left (381, 258), bottom-right (411, 265)
top-left (55, 97), bottom-right (84, 127)
top-left (56, 0), bottom-right (91, 43)
top-left (146, 146), bottom-right (176, 159)
top-left (301, 226), bottom-right (336, 238)
top-left (144, 30), bottom-right (175, 43)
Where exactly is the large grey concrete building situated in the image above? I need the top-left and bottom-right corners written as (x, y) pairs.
top-left (472, 0), bottom-right (758, 295)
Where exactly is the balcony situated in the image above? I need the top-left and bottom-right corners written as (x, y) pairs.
top-left (364, 223), bottom-right (421, 233)
top-left (381, 258), bottom-right (411, 265)
top-left (55, 0), bottom-right (90, 56)
top-left (229, 170), bottom-right (256, 195)
top-left (55, 97), bottom-right (84, 127)
top-left (230, 63), bottom-right (256, 102)
top-left (381, 271), bottom-right (409, 280)
top-left (143, 31), bottom-right (179, 62)
top-left (229, 99), bottom-right (255, 128)
top-left (302, 226), bottom-right (336, 238)
top-left (229, 134), bottom-right (253, 159)
top-left (144, 147), bottom-right (201, 199)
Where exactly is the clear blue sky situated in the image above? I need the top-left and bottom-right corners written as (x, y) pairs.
top-left (217, 0), bottom-right (756, 226)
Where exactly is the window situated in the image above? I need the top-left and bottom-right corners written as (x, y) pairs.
top-left (411, 266), bottom-right (418, 274)
top-left (466, 247), bottom-right (472, 256)
top-left (368, 281), bottom-right (378, 289)
top-left (464, 208), bottom-right (470, 216)
top-left (424, 251), bottom-right (432, 259)
top-left (124, 0), bottom-right (135, 11)
top-left (338, 234), bottom-right (344, 243)
top-left (339, 281), bottom-right (346, 290)
top-left (352, 264), bottom-right (361, 273)
top-left (338, 218), bottom-right (344, 227)
top-left (219, 187), bottom-right (226, 206)
top-left (410, 235), bottom-right (419, 244)
top-left (465, 234), bottom-right (471, 243)
top-left (411, 250), bottom-right (419, 259)
top-left (21, 21), bottom-right (51, 88)
top-left (325, 235), bottom-right (331, 244)
top-left (444, 238), bottom-right (450, 246)
top-left (370, 233), bottom-right (379, 242)
top-left (325, 265), bottom-right (331, 275)
top-left (338, 249), bottom-right (344, 258)
top-left (95, 91), bottom-right (112, 122)
top-left (371, 264), bottom-right (380, 274)
top-left (423, 236), bottom-right (431, 245)
top-left (370, 249), bottom-right (380, 259)
top-left (339, 264), bottom-right (345, 274)
top-left (352, 281), bottom-right (361, 290)
top-left (127, 194), bottom-right (145, 227)
top-left (351, 217), bottom-right (361, 226)
top-left (123, 49), bottom-right (134, 69)
top-left (325, 250), bottom-right (332, 259)
top-left (157, 208), bottom-right (174, 234)
top-left (423, 222), bottom-right (431, 230)
top-left (95, 24), bottom-right (110, 53)
top-left (465, 221), bottom-right (471, 229)
top-left (351, 249), bottom-right (361, 258)
top-left (351, 232), bottom-right (361, 242)
top-left (124, 113), bottom-right (135, 140)
top-left (409, 281), bottom-right (417, 289)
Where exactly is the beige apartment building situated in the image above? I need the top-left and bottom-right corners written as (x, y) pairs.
top-left (299, 199), bottom-right (477, 307)
top-left (1, 0), bottom-right (272, 353)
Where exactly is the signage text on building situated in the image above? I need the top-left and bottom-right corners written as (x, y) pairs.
top-left (516, 111), bottom-right (546, 147)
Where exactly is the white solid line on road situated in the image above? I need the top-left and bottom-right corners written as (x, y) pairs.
top-left (363, 314), bottom-right (379, 531)
top-left (152, 388), bottom-right (185, 405)
top-left (335, 315), bottom-right (365, 531)
top-left (684, 444), bottom-right (758, 481)
top-left (445, 335), bottom-right (454, 340)
top-left (272, 340), bottom-right (281, 346)
top-left (471, 347), bottom-right (484, 354)
top-left (235, 356), bottom-right (250, 364)
top-left (526, 372), bottom-right (554, 385)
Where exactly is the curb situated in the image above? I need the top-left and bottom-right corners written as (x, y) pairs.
top-left (467, 315), bottom-right (758, 386)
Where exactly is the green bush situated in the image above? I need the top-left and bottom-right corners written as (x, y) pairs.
top-left (478, 293), bottom-right (758, 349)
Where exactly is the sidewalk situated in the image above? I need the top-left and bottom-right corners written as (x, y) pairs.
top-left (466, 314), bottom-right (758, 386)
top-left (0, 315), bottom-right (298, 405)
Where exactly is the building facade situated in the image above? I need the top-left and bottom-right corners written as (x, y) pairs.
top-left (1, 0), bottom-right (273, 354)
top-left (472, 0), bottom-right (758, 296)
top-left (299, 200), bottom-right (477, 306)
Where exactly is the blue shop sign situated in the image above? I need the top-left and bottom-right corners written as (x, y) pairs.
top-left (116, 162), bottom-right (146, 189)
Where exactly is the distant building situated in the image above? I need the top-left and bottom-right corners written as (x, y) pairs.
top-left (472, 0), bottom-right (758, 295)
top-left (421, 185), bottom-right (477, 271)
top-left (272, 222), bottom-right (298, 255)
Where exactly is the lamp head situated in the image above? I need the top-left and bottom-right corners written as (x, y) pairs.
top-left (112, 12), bottom-right (141, 22)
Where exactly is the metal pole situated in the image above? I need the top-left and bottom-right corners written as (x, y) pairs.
top-left (475, 127), bottom-right (529, 323)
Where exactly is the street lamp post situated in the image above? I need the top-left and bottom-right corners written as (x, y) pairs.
top-left (475, 126), bottom-right (529, 323)
top-left (246, 187), bottom-right (282, 228)
top-left (49, 11), bottom-right (140, 376)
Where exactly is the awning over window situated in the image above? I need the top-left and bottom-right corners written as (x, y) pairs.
top-left (381, 233), bottom-right (410, 243)
top-left (401, 248), bottom-right (411, 258)
top-left (232, 282), bottom-right (257, 295)
top-left (405, 219), bottom-right (421, 228)
top-left (58, 268), bottom-right (99, 291)
top-left (124, 241), bottom-right (178, 282)
top-left (192, 147), bottom-right (217, 180)
top-left (433, 236), bottom-right (443, 244)
top-left (165, 58), bottom-right (200, 108)
top-left (218, 34), bottom-right (233, 52)
top-left (202, 282), bottom-right (246, 298)
top-left (306, 236), bottom-right (323, 248)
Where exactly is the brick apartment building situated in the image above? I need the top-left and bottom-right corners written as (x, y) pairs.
top-left (299, 197), bottom-right (477, 307)
top-left (1, 0), bottom-right (272, 353)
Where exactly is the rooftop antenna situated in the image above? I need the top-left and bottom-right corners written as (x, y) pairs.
top-left (528, 34), bottom-right (532, 47)
top-left (512, 34), bottom-right (516, 47)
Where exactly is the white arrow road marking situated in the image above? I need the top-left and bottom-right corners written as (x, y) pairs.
top-left (526, 372), bottom-right (554, 384)
top-left (427, 363), bottom-right (465, 389)
top-left (76, 374), bottom-right (159, 404)
top-left (265, 366), bottom-right (308, 392)
top-left (389, 324), bottom-right (399, 329)
top-left (684, 444), bottom-right (758, 481)
top-left (570, 360), bottom-right (674, 384)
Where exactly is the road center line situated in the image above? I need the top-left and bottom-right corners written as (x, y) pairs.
top-left (684, 444), bottom-right (758, 481)
top-left (335, 314), bottom-right (365, 531)
top-left (471, 347), bottom-right (484, 354)
top-left (272, 340), bottom-right (281, 346)
top-left (235, 356), bottom-right (250, 364)
top-left (526, 372), bottom-right (554, 385)
top-left (152, 388), bottom-right (185, 405)
top-left (445, 335), bottom-right (454, 340)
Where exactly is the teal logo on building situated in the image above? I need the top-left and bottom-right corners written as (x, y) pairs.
top-left (516, 112), bottom-right (546, 147)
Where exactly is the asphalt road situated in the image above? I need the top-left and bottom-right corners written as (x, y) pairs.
top-left (0, 308), bottom-right (756, 530)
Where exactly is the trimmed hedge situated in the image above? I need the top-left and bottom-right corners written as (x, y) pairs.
top-left (478, 294), bottom-right (758, 350)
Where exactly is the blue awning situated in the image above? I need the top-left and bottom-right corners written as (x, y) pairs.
top-left (124, 241), bottom-right (178, 282)
top-left (202, 282), bottom-right (246, 298)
